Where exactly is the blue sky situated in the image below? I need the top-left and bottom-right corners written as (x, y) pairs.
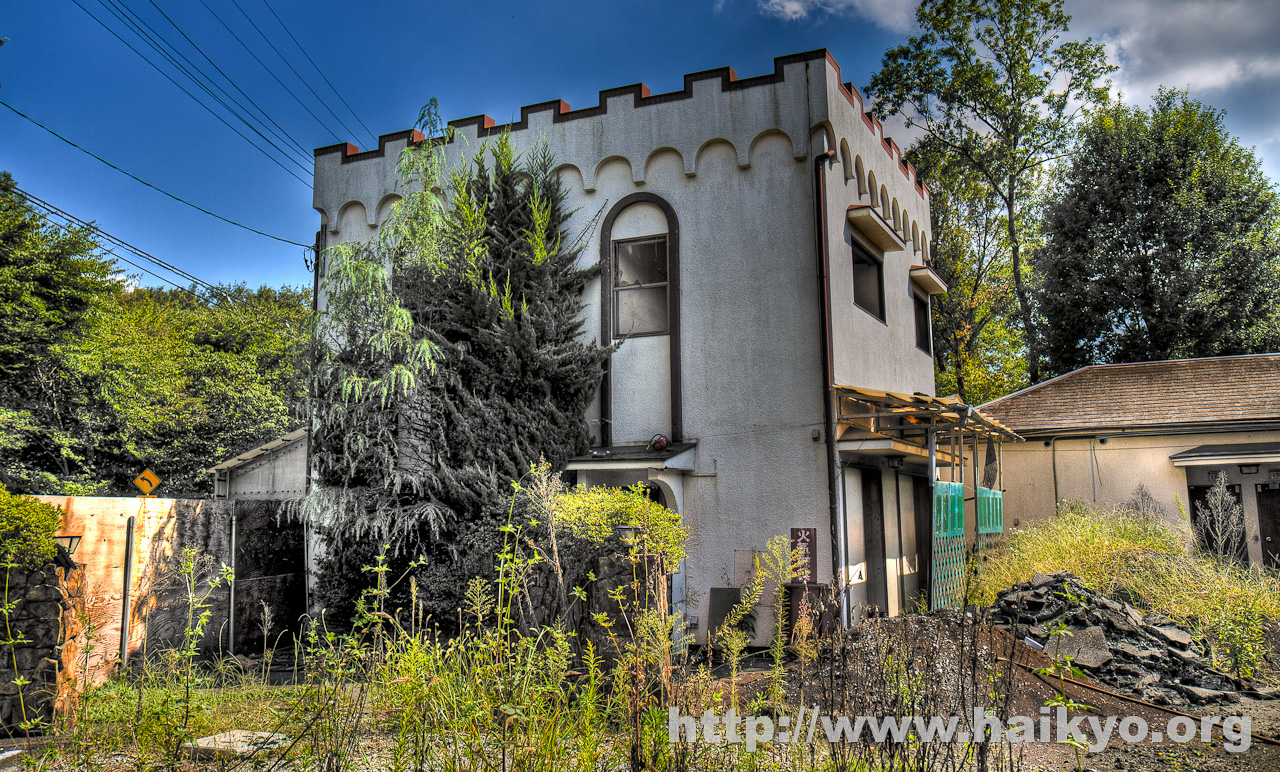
top-left (4, 1), bottom-right (1277, 292)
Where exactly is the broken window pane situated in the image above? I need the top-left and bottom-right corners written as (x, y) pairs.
top-left (615, 286), bottom-right (668, 336)
top-left (615, 238), bottom-right (667, 286)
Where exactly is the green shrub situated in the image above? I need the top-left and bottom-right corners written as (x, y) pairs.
top-left (0, 483), bottom-right (62, 567)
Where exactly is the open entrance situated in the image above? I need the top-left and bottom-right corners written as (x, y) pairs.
top-left (1258, 485), bottom-right (1280, 569)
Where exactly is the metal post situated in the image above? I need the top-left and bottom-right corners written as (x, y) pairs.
top-left (119, 516), bottom-right (135, 667)
top-left (229, 509), bottom-right (237, 656)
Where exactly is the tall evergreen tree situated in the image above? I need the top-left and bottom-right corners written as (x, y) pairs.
top-left (310, 130), bottom-right (608, 620)
top-left (1037, 89), bottom-right (1280, 375)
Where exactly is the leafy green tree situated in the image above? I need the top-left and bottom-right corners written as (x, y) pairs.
top-left (309, 124), bottom-right (608, 621)
top-left (69, 285), bottom-right (312, 496)
top-left (908, 138), bottom-right (1028, 404)
top-left (1037, 89), bottom-right (1280, 374)
top-left (866, 0), bottom-right (1114, 383)
top-left (0, 172), bottom-right (121, 493)
top-left (0, 173), bottom-right (311, 495)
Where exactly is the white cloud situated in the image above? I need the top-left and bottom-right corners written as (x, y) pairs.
top-left (756, 0), bottom-right (917, 33)
top-left (1067, 0), bottom-right (1280, 181)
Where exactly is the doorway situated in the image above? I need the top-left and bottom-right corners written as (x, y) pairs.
top-left (861, 468), bottom-right (888, 615)
top-left (1258, 485), bottom-right (1280, 570)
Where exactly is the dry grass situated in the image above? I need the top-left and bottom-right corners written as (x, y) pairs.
top-left (975, 501), bottom-right (1280, 678)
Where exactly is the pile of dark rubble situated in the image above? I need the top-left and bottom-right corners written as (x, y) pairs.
top-left (989, 572), bottom-right (1277, 707)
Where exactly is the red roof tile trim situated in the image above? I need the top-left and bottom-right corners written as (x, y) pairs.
top-left (314, 49), bottom-right (928, 201)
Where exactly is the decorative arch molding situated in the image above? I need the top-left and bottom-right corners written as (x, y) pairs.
top-left (643, 146), bottom-right (688, 181)
top-left (694, 137), bottom-right (740, 175)
top-left (598, 192), bottom-right (683, 444)
top-left (553, 162), bottom-right (586, 192)
top-left (808, 121), bottom-right (836, 159)
top-left (334, 200), bottom-right (370, 236)
top-left (375, 194), bottom-right (403, 226)
top-left (588, 154), bottom-right (641, 191)
top-left (748, 129), bottom-right (794, 168)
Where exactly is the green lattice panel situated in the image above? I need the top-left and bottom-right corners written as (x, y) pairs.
top-left (932, 532), bottom-right (967, 610)
top-left (932, 481), bottom-right (967, 610)
top-left (976, 487), bottom-right (1004, 534)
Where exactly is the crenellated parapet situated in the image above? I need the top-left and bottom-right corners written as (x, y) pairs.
top-left (313, 48), bottom-right (931, 255)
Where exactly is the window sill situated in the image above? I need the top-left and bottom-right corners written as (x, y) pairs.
top-left (847, 205), bottom-right (907, 252)
top-left (854, 304), bottom-right (888, 326)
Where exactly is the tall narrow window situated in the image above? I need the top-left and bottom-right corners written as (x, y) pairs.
top-left (913, 292), bottom-right (932, 353)
top-left (852, 241), bottom-right (885, 321)
top-left (613, 235), bottom-right (669, 337)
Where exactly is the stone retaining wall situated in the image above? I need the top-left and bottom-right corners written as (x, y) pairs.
top-left (1, 555), bottom-right (79, 736)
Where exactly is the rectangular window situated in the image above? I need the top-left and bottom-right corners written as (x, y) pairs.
top-left (852, 242), bottom-right (885, 321)
top-left (914, 293), bottom-right (932, 353)
top-left (613, 236), bottom-right (669, 337)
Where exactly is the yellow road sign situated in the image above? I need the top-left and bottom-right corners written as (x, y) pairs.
top-left (133, 468), bottom-right (160, 495)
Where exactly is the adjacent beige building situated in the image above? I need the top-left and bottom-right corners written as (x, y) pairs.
top-left (980, 354), bottom-right (1280, 567)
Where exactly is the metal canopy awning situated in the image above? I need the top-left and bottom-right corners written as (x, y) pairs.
top-left (206, 428), bottom-right (308, 474)
top-left (833, 385), bottom-right (1022, 445)
top-left (567, 442), bottom-right (696, 472)
top-left (1170, 442), bottom-right (1280, 467)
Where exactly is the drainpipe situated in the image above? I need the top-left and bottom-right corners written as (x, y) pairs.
top-left (812, 148), bottom-right (849, 627)
top-left (1050, 436), bottom-right (1062, 507)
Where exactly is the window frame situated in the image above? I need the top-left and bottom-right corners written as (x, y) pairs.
top-left (851, 239), bottom-right (886, 323)
top-left (611, 234), bottom-right (671, 339)
top-left (912, 290), bottom-right (932, 354)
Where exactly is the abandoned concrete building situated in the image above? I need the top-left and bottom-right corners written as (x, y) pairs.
top-left (306, 49), bottom-right (1016, 641)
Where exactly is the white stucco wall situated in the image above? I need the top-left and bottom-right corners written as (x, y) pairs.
top-left (311, 50), bottom-right (937, 639)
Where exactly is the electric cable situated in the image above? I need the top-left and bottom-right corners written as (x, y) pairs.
top-left (67, 0), bottom-right (312, 185)
top-left (0, 98), bottom-right (311, 248)
top-left (17, 187), bottom-right (228, 300)
top-left (226, 0), bottom-right (372, 148)
top-left (258, 0), bottom-right (378, 147)
top-left (97, 0), bottom-right (312, 168)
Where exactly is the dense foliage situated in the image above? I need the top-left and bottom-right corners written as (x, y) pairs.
top-left (1037, 89), bottom-right (1280, 375)
top-left (0, 484), bottom-right (62, 567)
top-left (309, 125), bottom-right (608, 621)
top-left (0, 172), bottom-right (311, 497)
top-left (867, 0), bottom-right (1114, 384)
top-left (907, 138), bottom-right (1027, 404)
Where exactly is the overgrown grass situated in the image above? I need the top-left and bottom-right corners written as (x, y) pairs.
top-left (975, 501), bottom-right (1280, 678)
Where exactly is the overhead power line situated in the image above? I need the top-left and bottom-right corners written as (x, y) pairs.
top-left (125, 0), bottom-right (314, 160)
top-left (18, 188), bottom-right (217, 303)
top-left (258, 0), bottom-right (378, 148)
top-left (67, 0), bottom-right (312, 185)
top-left (193, 0), bottom-right (353, 145)
top-left (94, 0), bottom-right (313, 170)
top-left (18, 187), bottom-right (225, 296)
top-left (226, 0), bottom-right (374, 148)
top-left (0, 98), bottom-right (312, 248)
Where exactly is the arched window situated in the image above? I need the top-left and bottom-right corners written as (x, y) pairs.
top-left (608, 202), bottom-right (672, 337)
top-left (880, 186), bottom-right (890, 219)
top-left (855, 156), bottom-right (866, 197)
top-left (598, 193), bottom-right (684, 444)
top-left (867, 171), bottom-right (879, 208)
